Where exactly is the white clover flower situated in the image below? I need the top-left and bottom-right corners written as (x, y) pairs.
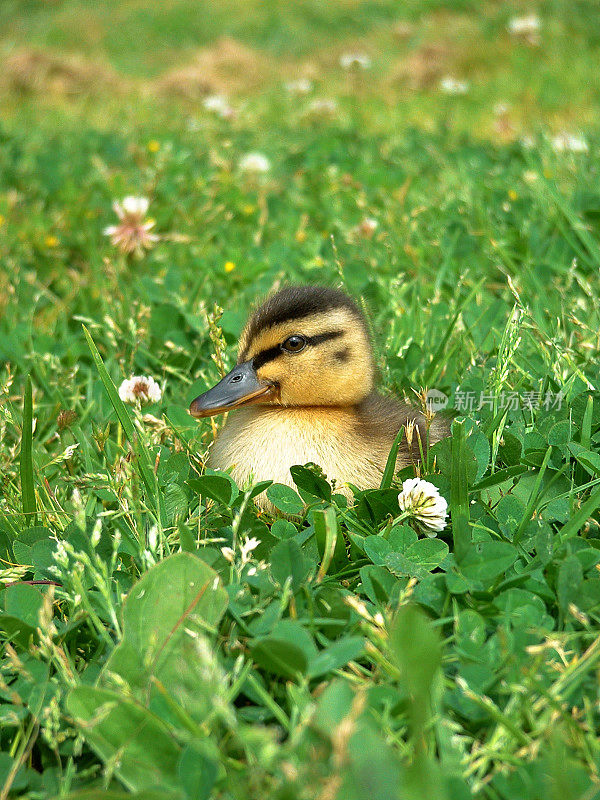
top-left (340, 52), bottom-right (371, 70)
top-left (203, 94), bottom-right (235, 119)
top-left (104, 196), bottom-right (158, 258)
top-left (493, 102), bottom-right (510, 116)
top-left (507, 14), bottom-right (541, 36)
top-left (398, 478), bottom-right (448, 536)
top-left (238, 152), bottom-right (271, 174)
top-left (285, 78), bottom-right (313, 95)
top-left (551, 133), bottom-right (589, 154)
top-left (240, 536), bottom-right (261, 564)
top-left (357, 217), bottom-right (379, 238)
top-left (520, 134), bottom-right (536, 150)
top-left (118, 375), bottom-right (162, 406)
top-left (306, 98), bottom-right (338, 117)
top-left (121, 196), bottom-right (149, 216)
top-left (523, 169), bottom-right (538, 184)
top-left (57, 443), bottom-right (79, 462)
top-left (439, 76), bottom-right (470, 95)
top-left (221, 536), bottom-right (260, 566)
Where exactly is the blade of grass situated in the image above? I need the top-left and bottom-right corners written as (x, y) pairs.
top-left (82, 325), bottom-right (161, 522)
top-left (471, 466), bottom-right (529, 492)
top-left (451, 418), bottom-right (470, 563)
top-left (574, 396), bottom-right (597, 486)
top-left (568, 443), bottom-right (600, 478)
top-left (20, 375), bottom-right (37, 527)
top-left (482, 403), bottom-right (510, 439)
top-left (580, 395), bottom-right (594, 450)
top-left (379, 427), bottom-right (404, 489)
top-left (543, 179), bottom-right (600, 268)
top-left (244, 672), bottom-right (290, 731)
top-left (84, 326), bottom-right (137, 443)
top-left (177, 521), bottom-right (196, 553)
top-left (423, 277), bottom-right (486, 386)
top-left (315, 506), bottom-right (339, 583)
top-left (557, 486), bottom-right (600, 546)
top-left (513, 446), bottom-right (552, 544)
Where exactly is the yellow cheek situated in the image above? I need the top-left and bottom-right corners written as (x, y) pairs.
top-left (256, 360), bottom-right (283, 385)
top-left (258, 356), bottom-right (305, 387)
top-left (258, 352), bottom-right (372, 407)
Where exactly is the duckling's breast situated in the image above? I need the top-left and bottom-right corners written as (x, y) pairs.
top-left (208, 406), bottom-right (389, 502)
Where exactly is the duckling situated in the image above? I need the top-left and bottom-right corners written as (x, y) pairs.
top-left (189, 285), bottom-right (449, 508)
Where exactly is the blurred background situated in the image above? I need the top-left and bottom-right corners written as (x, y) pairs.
top-left (1, 0), bottom-right (599, 139)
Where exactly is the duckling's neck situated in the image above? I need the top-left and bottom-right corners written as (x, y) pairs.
top-left (208, 403), bottom-right (391, 499)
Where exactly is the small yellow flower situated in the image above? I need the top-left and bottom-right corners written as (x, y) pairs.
top-left (295, 229), bottom-right (307, 243)
top-left (543, 168), bottom-right (552, 179)
top-left (45, 235), bottom-right (59, 248)
top-left (0, 214), bottom-right (5, 226)
top-left (242, 204), bottom-right (256, 216)
top-left (313, 255), bottom-right (324, 267)
top-left (148, 140), bottom-right (160, 153)
top-left (508, 189), bottom-right (518, 201)
top-left (224, 261), bottom-right (236, 273)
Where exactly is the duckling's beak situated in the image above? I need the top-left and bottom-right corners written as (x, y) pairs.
top-left (189, 361), bottom-right (276, 418)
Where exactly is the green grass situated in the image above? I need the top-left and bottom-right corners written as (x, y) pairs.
top-left (2, 2), bottom-right (600, 799)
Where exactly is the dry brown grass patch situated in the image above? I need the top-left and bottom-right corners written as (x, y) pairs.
top-left (1, 48), bottom-right (122, 95)
top-left (389, 42), bottom-right (453, 90)
top-left (152, 37), bottom-right (273, 98)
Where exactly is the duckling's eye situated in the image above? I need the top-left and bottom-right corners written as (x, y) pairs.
top-left (282, 335), bottom-right (307, 353)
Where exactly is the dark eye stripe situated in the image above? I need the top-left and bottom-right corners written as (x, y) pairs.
top-left (309, 330), bottom-right (344, 346)
top-left (252, 344), bottom-right (283, 369)
top-left (250, 329), bottom-right (344, 370)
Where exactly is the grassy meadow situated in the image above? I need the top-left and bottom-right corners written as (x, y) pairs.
top-left (2, 1), bottom-right (600, 798)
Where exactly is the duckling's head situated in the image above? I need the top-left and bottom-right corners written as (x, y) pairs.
top-left (190, 285), bottom-right (375, 417)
